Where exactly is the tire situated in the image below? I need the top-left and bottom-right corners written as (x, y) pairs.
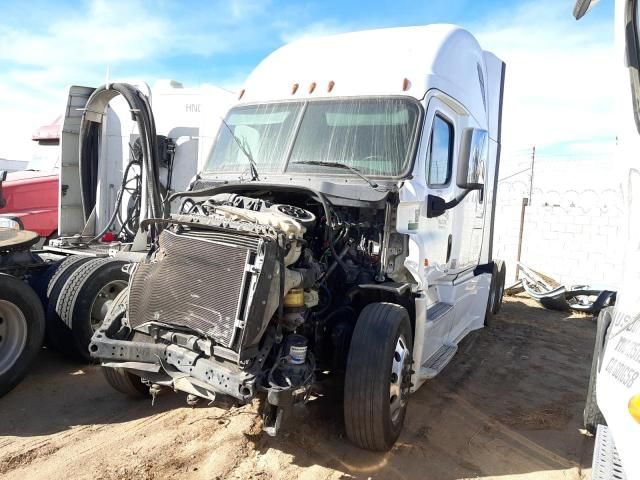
top-left (491, 259), bottom-right (506, 315)
top-left (485, 263), bottom-right (498, 326)
top-left (344, 302), bottom-right (413, 451)
top-left (97, 288), bottom-right (148, 398)
top-left (45, 255), bottom-right (94, 352)
top-left (102, 367), bottom-right (149, 397)
top-left (584, 307), bottom-right (612, 434)
top-left (29, 261), bottom-right (59, 308)
top-left (0, 274), bottom-right (45, 397)
top-left (47, 255), bottom-right (93, 300)
top-left (53, 258), bottom-right (129, 361)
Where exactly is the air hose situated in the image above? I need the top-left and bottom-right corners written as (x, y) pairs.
top-left (78, 83), bottom-right (165, 242)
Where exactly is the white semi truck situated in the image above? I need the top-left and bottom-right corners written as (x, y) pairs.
top-left (574, 1), bottom-right (640, 479)
top-left (87, 24), bottom-right (507, 450)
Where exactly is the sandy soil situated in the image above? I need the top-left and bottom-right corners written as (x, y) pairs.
top-left (0, 296), bottom-right (597, 480)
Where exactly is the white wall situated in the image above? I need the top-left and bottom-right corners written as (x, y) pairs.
top-left (493, 155), bottom-right (624, 290)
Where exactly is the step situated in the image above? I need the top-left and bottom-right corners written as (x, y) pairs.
top-left (420, 343), bottom-right (458, 379)
top-left (592, 425), bottom-right (627, 480)
top-left (427, 302), bottom-right (453, 321)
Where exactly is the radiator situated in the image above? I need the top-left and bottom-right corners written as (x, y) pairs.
top-left (128, 228), bottom-right (276, 352)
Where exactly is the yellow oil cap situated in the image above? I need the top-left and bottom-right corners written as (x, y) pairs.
top-left (284, 288), bottom-right (305, 308)
top-left (629, 394), bottom-right (640, 423)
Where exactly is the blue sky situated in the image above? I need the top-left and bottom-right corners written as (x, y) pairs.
top-left (0, 0), bottom-right (615, 166)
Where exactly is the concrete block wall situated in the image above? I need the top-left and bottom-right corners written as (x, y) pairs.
top-left (492, 158), bottom-right (624, 290)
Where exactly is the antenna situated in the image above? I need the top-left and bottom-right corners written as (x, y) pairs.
top-left (528, 146), bottom-right (536, 204)
top-left (105, 66), bottom-right (111, 90)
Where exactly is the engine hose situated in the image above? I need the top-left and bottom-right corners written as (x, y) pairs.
top-left (78, 83), bottom-right (165, 242)
top-left (167, 182), bottom-right (345, 270)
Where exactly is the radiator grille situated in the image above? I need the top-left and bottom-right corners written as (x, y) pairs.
top-left (128, 229), bottom-right (259, 348)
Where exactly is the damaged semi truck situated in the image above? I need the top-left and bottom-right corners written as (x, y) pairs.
top-left (89, 24), bottom-right (507, 450)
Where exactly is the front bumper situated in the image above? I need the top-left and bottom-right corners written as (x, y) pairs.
top-left (89, 311), bottom-right (260, 403)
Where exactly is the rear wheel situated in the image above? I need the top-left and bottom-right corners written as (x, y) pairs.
top-left (52, 258), bottom-right (128, 361)
top-left (45, 255), bottom-right (93, 351)
top-left (584, 307), bottom-right (612, 434)
top-left (0, 274), bottom-right (45, 397)
top-left (344, 302), bottom-right (412, 451)
top-left (492, 260), bottom-right (506, 315)
top-left (485, 264), bottom-right (498, 326)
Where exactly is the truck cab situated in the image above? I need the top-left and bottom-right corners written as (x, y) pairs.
top-left (0, 118), bottom-right (60, 240)
top-left (89, 24), bottom-right (506, 451)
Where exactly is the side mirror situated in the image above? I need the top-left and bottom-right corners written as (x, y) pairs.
top-left (457, 128), bottom-right (487, 190)
top-left (0, 170), bottom-right (6, 182)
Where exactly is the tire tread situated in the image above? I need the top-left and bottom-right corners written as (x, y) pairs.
top-left (344, 302), bottom-right (411, 451)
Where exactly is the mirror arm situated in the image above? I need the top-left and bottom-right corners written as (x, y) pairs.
top-left (426, 189), bottom-right (475, 218)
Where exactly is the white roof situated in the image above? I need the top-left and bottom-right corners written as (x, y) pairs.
top-left (240, 24), bottom-right (492, 116)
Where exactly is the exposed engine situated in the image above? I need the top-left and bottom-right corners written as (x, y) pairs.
top-left (90, 187), bottom-right (410, 433)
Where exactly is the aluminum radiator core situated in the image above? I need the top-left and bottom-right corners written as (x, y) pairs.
top-left (128, 229), bottom-right (270, 350)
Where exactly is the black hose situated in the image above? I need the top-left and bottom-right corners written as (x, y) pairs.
top-left (90, 157), bottom-right (139, 242)
top-left (79, 83), bottom-right (165, 242)
top-left (78, 121), bottom-right (100, 220)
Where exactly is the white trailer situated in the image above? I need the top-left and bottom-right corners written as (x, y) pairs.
top-left (89, 24), bottom-right (507, 451)
top-left (575, 1), bottom-right (640, 479)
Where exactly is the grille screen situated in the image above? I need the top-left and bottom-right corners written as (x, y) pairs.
top-left (128, 229), bottom-right (259, 348)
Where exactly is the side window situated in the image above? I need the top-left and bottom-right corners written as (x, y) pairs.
top-left (427, 115), bottom-right (454, 186)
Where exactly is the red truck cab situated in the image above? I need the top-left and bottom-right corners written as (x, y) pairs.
top-left (0, 118), bottom-right (60, 240)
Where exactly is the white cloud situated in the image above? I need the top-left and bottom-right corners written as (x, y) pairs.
top-left (0, 0), bottom-right (242, 160)
top-left (279, 20), bottom-right (355, 44)
top-left (474, 1), bottom-right (615, 161)
top-left (0, 0), bottom-right (617, 168)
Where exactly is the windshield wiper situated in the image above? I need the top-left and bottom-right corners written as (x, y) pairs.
top-left (290, 161), bottom-right (389, 191)
top-left (220, 118), bottom-right (260, 181)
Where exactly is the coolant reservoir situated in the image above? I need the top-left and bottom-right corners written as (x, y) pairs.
top-left (284, 288), bottom-right (305, 307)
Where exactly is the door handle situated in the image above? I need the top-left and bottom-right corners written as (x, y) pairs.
top-left (446, 234), bottom-right (452, 262)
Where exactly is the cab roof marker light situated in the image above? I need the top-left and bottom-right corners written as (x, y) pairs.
top-left (402, 78), bottom-right (411, 91)
top-left (327, 80), bottom-right (335, 92)
top-left (309, 82), bottom-right (317, 94)
top-left (291, 83), bottom-right (299, 95)
top-left (238, 89), bottom-right (246, 100)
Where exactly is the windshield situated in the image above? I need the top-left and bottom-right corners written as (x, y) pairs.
top-left (28, 141), bottom-right (60, 171)
top-left (204, 97), bottom-right (420, 177)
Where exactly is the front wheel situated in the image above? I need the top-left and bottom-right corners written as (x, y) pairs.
top-left (344, 302), bottom-right (413, 451)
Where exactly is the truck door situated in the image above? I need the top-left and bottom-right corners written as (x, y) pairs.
top-left (421, 97), bottom-right (485, 276)
top-left (421, 102), bottom-right (456, 276)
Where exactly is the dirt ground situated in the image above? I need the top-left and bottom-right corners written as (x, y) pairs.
top-left (0, 295), bottom-right (597, 480)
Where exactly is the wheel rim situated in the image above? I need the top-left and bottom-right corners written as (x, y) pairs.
top-left (0, 300), bottom-right (28, 376)
top-left (90, 280), bottom-right (128, 332)
top-left (389, 334), bottom-right (410, 425)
